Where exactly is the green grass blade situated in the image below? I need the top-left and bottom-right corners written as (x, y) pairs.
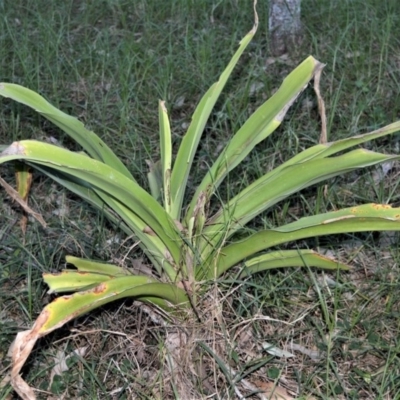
top-left (198, 341), bottom-right (236, 389)
top-left (203, 150), bottom-right (400, 250)
top-left (239, 249), bottom-right (350, 278)
top-left (215, 203), bottom-right (400, 276)
top-left (158, 101), bottom-right (172, 213)
top-left (186, 56), bottom-right (322, 223)
top-left (0, 83), bottom-right (134, 180)
top-left (0, 141), bottom-right (183, 266)
top-left (169, 20), bottom-right (258, 220)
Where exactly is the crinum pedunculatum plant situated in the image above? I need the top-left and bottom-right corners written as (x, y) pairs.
top-left (1, 13), bottom-right (400, 400)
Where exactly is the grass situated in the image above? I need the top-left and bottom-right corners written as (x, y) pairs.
top-left (1, 0), bottom-right (400, 398)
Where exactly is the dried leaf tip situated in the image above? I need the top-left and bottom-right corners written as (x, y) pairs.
top-left (250, 0), bottom-right (259, 35)
top-left (1, 141), bottom-right (26, 156)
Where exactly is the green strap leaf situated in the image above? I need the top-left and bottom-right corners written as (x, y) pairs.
top-left (238, 249), bottom-right (350, 278)
top-left (40, 278), bottom-right (189, 333)
top-left (202, 149), bottom-right (400, 253)
top-left (8, 278), bottom-right (189, 400)
top-left (215, 203), bottom-right (400, 276)
top-left (279, 121), bottom-right (400, 168)
top-left (186, 56), bottom-right (322, 224)
top-left (0, 83), bottom-right (135, 180)
top-left (31, 164), bottom-right (176, 277)
top-left (0, 141), bottom-right (183, 267)
top-left (158, 100), bottom-right (172, 213)
top-left (44, 270), bottom-right (135, 293)
top-left (65, 256), bottom-right (132, 276)
top-left (169, 20), bottom-right (258, 220)
top-left (15, 161), bottom-right (32, 200)
top-left (147, 159), bottom-right (163, 202)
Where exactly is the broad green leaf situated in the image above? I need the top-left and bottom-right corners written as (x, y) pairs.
top-left (31, 164), bottom-right (176, 277)
top-left (97, 196), bottom-right (179, 279)
top-left (159, 101), bottom-right (172, 213)
top-left (215, 203), bottom-right (400, 276)
top-left (202, 149), bottom-right (400, 252)
top-left (30, 164), bottom-right (126, 230)
top-left (169, 20), bottom-right (258, 220)
top-left (313, 121), bottom-right (400, 159)
top-left (0, 83), bottom-right (134, 180)
top-left (186, 56), bottom-right (323, 224)
top-left (8, 279), bottom-right (188, 400)
top-left (43, 270), bottom-right (124, 293)
top-left (0, 141), bottom-right (183, 266)
top-left (277, 121), bottom-right (400, 168)
top-left (66, 256), bottom-right (132, 276)
top-left (39, 278), bottom-right (189, 333)
top-left (239, 249), bottom-right (350, 278)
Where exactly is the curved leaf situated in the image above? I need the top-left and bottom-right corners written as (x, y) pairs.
top-left (43, 270), bottom-right (128, 293)
top-left (0, 83), bottom-right (134, 180)
top-left (8, 279), bottom-right (189, 399)
top-left (252, 121), bottom-right (400, 184)
top-left (170, 18), bottom-right (258, 220)
top-left (43, 279), bottom-right (189, 333)
top-left (0, 141), bottom-right (183, 267)
top-left (65, 256), bottom-right (132, 276)
top-left (202, 149), bottom-right (400, 253)
top-left (186, 56), bottom-right (323, 224)
top-left (215, 203), bottom-right (400, 276)
top-left (239, 249), bottom-right (350, 278)
top-left (32, 164), bottom-right (176, 277)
